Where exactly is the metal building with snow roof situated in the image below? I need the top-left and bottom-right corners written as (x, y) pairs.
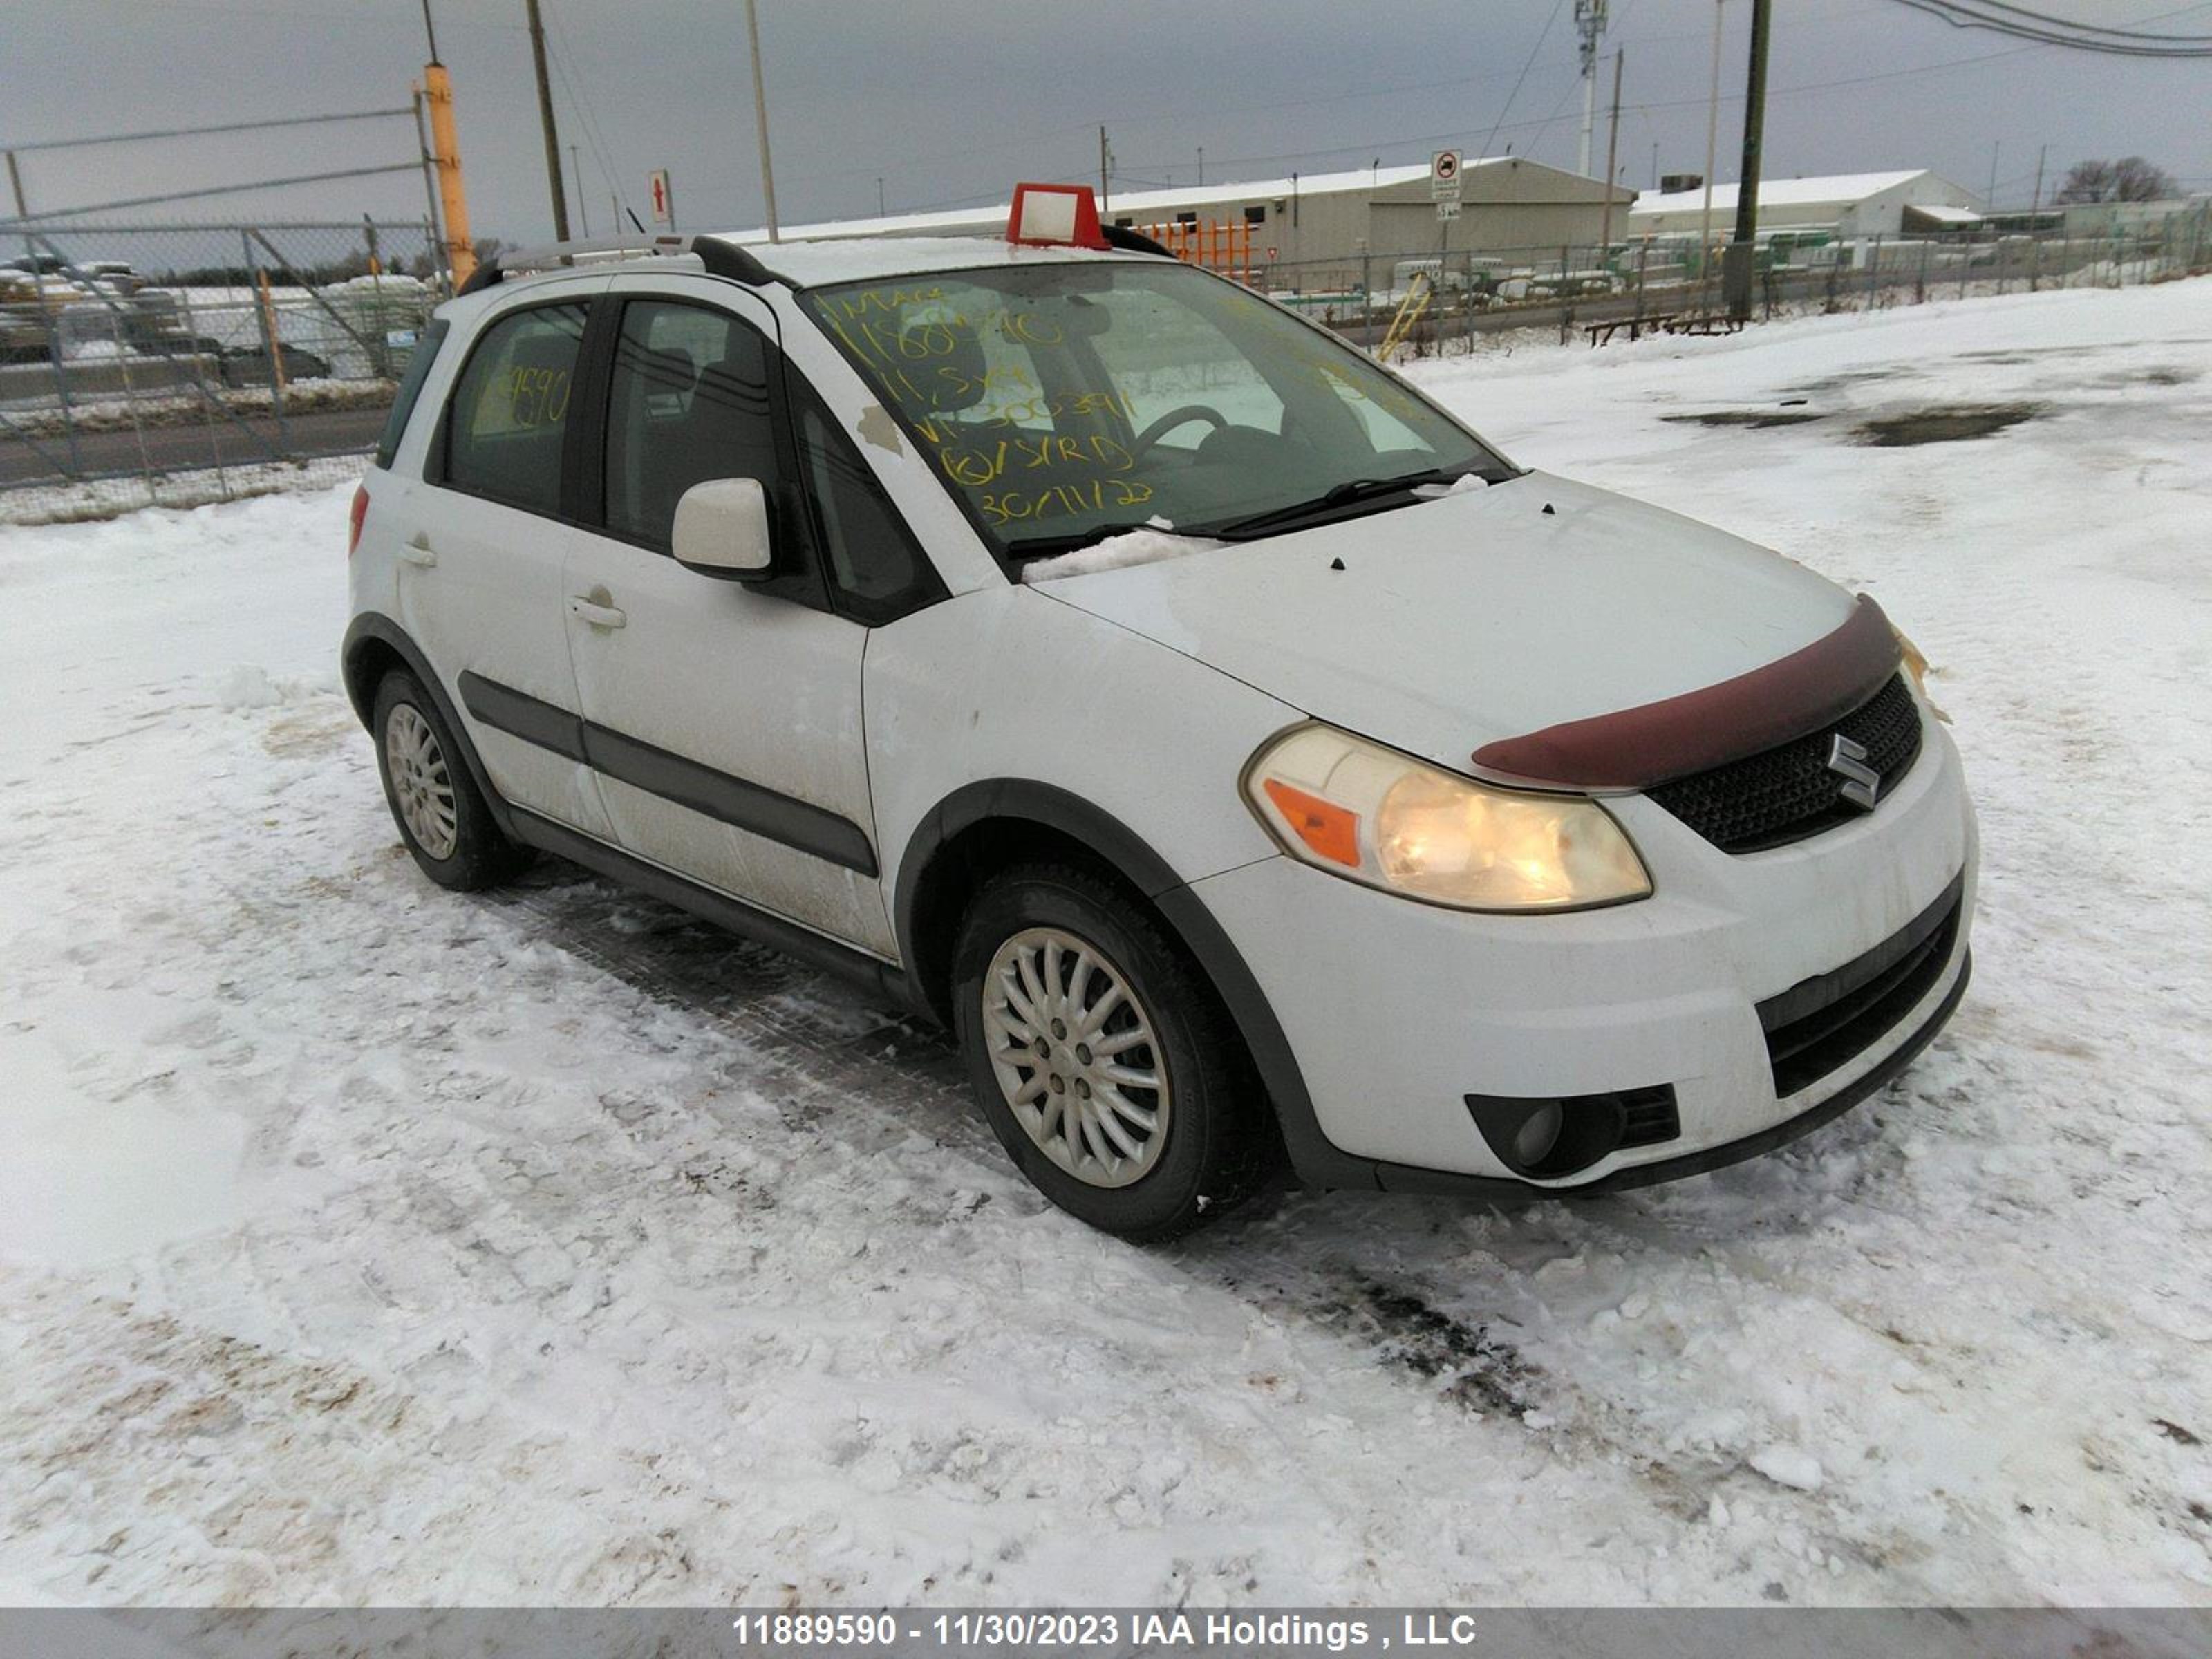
top-left (721, 157), bottom-right (1633, 279)
top-left (1627, 169), bottom-right (1983, 240)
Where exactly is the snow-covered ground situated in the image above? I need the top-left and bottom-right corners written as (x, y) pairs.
top-left (1, 282), bottom-right (2208, 1607)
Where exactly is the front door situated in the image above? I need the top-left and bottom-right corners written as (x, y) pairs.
top-left (561, 281), bottom-right (892, 957)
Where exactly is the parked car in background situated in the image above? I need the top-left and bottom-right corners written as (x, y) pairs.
top-left (82, 260), bottom-right (150, 294)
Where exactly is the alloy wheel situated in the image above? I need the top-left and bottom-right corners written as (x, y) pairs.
top-left (384, 702), bottom-right (459, 861)
top-left (981, 926), bottom-right (1173, 1189)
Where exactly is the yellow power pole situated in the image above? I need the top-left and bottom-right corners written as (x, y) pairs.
top-left (420, 62), bottom-right (474, 287)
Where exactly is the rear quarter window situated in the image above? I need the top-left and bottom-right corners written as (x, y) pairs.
top-left (374, 318), bottom-right (450, 470)
top-left (438, 303), bottom-right (589, 515)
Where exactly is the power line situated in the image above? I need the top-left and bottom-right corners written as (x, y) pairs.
top-left (542, 0), bottom-right (634, 218)
top-left (1479, 0), bottom-right (1571, 160)
top-left (1937, 0), bottom-right (2212, 39)
top-left (1886, 0), bottom-right (2212, 53)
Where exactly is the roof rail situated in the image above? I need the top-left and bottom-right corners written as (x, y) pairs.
top-left (1100, 224), bottom-right (1176, 259)
top-left (456, 233), bottom-right (782, 296)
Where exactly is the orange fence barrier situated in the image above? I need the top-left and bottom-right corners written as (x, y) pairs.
top-left (1131, 220), bottom-right (1256, 279)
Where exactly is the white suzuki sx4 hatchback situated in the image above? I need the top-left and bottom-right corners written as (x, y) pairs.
top-left (344, 186), bottom-right (1974, 1239)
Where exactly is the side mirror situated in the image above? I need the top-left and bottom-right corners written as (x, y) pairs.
top-left (672, 478), bottom-right (774, 580)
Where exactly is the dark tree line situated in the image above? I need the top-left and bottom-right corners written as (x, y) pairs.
top-left (2056, 158), bottom-right (2179, 205)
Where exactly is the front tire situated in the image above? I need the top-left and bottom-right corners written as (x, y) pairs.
top-left (371, 670), bottom-right (530, 891)
top-left (953, 863), bottom-right (1267, 1241)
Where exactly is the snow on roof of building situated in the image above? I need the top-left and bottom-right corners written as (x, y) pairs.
top-left (1630, 169), bottom-right (1931, 217)
top-left (1904, 202), bottom-right (1984, 225)
top-left (709, 158), bottom-right (1523, 249)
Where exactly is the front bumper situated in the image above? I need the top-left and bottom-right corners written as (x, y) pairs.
top-left (1188, 709), bottom-right (1978, 1192)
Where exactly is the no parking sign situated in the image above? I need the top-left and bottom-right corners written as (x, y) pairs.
top-left (1431, 149), bottom-right (1461, 203)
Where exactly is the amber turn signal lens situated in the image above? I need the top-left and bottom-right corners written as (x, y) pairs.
top-left (1262, 778), bottom-right (1360, 868)
top-left (1245, 723), bottom-right (1652, 912)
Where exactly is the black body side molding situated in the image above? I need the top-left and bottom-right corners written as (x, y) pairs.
top-left (456, 671), bottom-right (879, 877)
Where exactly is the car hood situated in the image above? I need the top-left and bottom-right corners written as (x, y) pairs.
top-left (1027, 471), bottom-right (1860, 777)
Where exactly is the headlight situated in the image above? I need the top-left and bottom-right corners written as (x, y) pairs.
top-left (1891, 621), bottom-right (1951, 724)
top-left (1243, 724), bottom-right (1652, 912)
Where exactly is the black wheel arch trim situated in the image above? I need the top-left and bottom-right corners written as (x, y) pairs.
top-left (341, 613), bottom-right (522, 841)
top-left (891, 778), bottom-right (1382, 1192)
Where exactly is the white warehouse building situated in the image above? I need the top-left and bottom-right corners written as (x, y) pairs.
top-left (727, 159), bottom-right (1634, 280)
top-left (1629, 169), bottom-right (1983, 240)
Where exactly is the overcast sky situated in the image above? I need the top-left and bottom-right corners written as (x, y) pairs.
top-left (5, 0), bottom-right (2209, 242)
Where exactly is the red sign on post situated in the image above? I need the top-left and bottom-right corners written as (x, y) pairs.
top-left (648, 169), bottom-right (674, 228)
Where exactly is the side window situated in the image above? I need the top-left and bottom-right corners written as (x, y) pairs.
top-left (796, 391), bottom-right (946, 626)
top-left (442, 303), bottom-right (585, 514)
top-left (603, 299), bottom-right (779, 550)
top-left (376, 317), bottom-right (449, 470)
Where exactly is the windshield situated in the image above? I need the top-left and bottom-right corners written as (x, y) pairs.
top-left (802, 261), bottom-right (1512, 563)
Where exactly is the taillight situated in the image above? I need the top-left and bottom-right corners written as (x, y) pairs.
top-left (348, 482), bottom-right (370, 556)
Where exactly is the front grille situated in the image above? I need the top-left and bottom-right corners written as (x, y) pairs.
top-left (1649, 673), bottom-right (1924, 854)
top-left (1757, 874), bottom-right (1964, 1098)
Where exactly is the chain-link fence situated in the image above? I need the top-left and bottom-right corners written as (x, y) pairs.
top-left (4, 207), bottom-right (2208, 525)
top-left (1, 218), bottom-right (443, 523)
top-left (1247, 206), bottom-right (2212, 357)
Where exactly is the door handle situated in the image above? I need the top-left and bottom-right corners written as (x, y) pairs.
top-left (569, 594), bottom-right (627, 630)
top-left (400, 531), bottom-right (436, 568)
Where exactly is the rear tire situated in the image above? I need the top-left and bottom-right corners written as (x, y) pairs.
top-left (371, 670), bottom-right (531, 891)
top-left (953, 863), bottom-right (1267, 1241)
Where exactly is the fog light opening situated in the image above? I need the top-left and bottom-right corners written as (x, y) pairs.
top-left (1512, 1102), bottom-right (1564, 1168)
top-left (1464, 1088), bottom-right (1674, 1181)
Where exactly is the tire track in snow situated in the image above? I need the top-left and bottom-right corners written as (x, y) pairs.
top-left (475, 862), bottom-right (1801, 1536)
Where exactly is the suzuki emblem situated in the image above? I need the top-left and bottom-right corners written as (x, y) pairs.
top-left (1827, 734), bottom-right (1881, 811)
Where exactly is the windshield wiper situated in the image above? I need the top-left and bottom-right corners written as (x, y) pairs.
top-left (1002, 521), bottom-right (1174, 562)
top-left (1209, 467), bottom-right (1470, 540)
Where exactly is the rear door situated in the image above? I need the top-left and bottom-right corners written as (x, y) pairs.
top-left (560, 276), bottom-right (892, 956)
top-left (395, 279), bottom-right (616, 838)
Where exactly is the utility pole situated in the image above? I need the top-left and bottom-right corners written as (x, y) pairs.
top-left (571, 143), bottom-right (588, 235)
top-left (1099, 126), bottom-right (1112, 214)
top-left (1721, 0), bottom-right (1772, 320)
top-left (1702, 0), bottom-right (1724, 298)
top-left (523, 0), bottom-right (570, 240)
top-left (1986, 140), bottom-right (2000, 214)
top-left (877, 176), bottom-right (885, 217)
top-left (745, 0), bottom-right (780, 241)
top-left (1600, 49), bottom-right (1624, 250)
top-left (1575, 0), bottom-right (1610, 179)
top-left (1198, 145), bottom-right (1205, 186)
top-left (2030, 142), bottom-right (2047, 221)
